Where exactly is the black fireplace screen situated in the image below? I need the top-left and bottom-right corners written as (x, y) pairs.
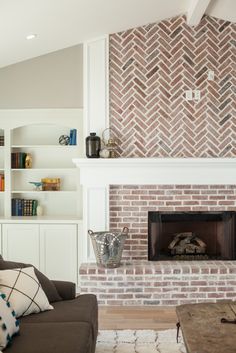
top-left (148, 212), bottom-right (236, 261)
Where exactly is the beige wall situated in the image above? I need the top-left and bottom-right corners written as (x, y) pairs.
top-left (0, 45), bottom-right (83, 108)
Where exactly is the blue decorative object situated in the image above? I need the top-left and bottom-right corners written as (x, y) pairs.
top-left (29, 182), bottom-right (42, 191)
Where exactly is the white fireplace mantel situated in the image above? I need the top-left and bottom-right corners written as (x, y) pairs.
top-left (73, 158), bottom-right (236, 186)
top-left (73, 157), bottom-right (236, 261)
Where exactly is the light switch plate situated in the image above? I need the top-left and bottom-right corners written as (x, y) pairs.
top-left (185, 90), bottom-right (192, 101)
top-left (208, 70), bottom-right (215, 80)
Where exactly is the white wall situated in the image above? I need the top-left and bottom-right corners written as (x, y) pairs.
top-left (0, 45), bottom-right (83, 109)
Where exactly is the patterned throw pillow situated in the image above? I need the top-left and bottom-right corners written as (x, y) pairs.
top-left (0, 267), bottom-right (53, 317)
top-left (0, 293), bottom-right (19, 351)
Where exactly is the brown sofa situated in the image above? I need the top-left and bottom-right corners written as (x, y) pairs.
top-left (0, 259), bottom-right (98, 353)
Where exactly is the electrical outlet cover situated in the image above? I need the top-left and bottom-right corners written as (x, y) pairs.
top-left (194, 90), bottom-right (201, 101)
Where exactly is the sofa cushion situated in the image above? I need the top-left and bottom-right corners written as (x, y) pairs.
top-left (0, 260), bottom-right (61, 303)
top-left (4, 322), bottom-right (93, 353)
top-left (21, 294), bottom-right (98, 340)
top-left (52, 280), bottom-right (76, 300)
top-left (0, 267), bottom-right (53, 317)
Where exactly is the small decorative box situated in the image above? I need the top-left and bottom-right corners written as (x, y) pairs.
top-left (41, 178), bottom-right (60, 191)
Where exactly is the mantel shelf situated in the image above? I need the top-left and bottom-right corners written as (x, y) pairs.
top-left (73, 158), bottom-right (236, 186)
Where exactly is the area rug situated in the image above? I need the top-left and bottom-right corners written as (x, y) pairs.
top-left (96, 329), bottom-right (186, 353)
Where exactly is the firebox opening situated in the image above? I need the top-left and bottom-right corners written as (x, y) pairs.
top-left (148, 212), bottom-right (236, 261)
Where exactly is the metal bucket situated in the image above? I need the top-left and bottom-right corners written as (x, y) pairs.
top-left (88, 227), bottom-right (128, 268)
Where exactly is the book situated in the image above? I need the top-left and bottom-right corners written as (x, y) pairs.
top-left (32, 200), bottom-right (38, 216)
top-left (11, 199), bottom-right (16, 216)
top-left (69, 129), bottom-right (73, 145)
top-left (11, 152), bottom-right (27, 168)
top-left (72, 129), bottom-right (77, 145)
top-left (18, 199), bottom-right (23, 216)
top-left (69, 129), bottom-right (77, 145)
top-left (12, 198), bottom-right (38, 216)
top-left (0, 174), bottom-right (4, 191)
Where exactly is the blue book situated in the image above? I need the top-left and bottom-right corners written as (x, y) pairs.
top-left (69, 129), bottom-right (73, 145)
top-left (72, 129), bottom-right (77, 145)
top-left (18, 199), bottom-right (23, 216)
top-left (15, 199), bottom-right (19, 216)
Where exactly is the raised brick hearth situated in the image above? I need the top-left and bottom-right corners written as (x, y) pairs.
top-left (80, 261), bottom-right (236, 305)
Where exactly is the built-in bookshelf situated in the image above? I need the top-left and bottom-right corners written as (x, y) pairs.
top-left (0, 109), bottom-right (83, 219)
top-left (0, 129), bottom-right (5, 217)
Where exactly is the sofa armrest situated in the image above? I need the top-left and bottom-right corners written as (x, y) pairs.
top-left (52, 280), bottom-right (76, 300)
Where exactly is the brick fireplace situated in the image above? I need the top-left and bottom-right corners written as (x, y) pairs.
top-left (75, 13), bottom-right (236, 306)
top-left (73, 159), bottom-right (236, 306)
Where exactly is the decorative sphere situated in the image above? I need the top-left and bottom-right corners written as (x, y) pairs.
top-left (59, 135), bottom-right (70, 145)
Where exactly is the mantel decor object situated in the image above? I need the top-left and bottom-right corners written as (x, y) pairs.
top-left (86, 132), bottom-right (101, 158)
top-left (99, 128), bottom-right (118, 158)
top-left (88, 227), bottom-right (128, 268)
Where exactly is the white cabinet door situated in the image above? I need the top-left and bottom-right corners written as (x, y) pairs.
top-left (2, 224), bottom-right (40, 268)
top-left (40, 224), bottom-right (77, 283)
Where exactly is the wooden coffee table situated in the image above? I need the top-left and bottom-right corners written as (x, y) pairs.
top-left (176, 301), bottom-right (236, 353)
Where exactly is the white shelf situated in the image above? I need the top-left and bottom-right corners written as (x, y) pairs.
top-left (12, 145), bottom-right (78, 148)
top-left (12, 190), bottom-right (76, 194)
top-left (11, 168), bottom-right (76, 171)
top-left (73, 157), bottom-right (236, 185)
top-left (0, 216), bottom-right (82, 224)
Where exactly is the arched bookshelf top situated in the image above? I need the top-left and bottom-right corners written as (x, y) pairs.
top-left (0, 108), bottom-right (83, 129)
top-left (12, 123), bottom-right (77, 146)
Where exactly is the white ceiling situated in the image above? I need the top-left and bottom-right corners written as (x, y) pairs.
top-left (0, 0), bottom-right (235, 68)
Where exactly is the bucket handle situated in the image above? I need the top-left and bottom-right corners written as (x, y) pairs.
top-left (89, 228), bottom-right (128, 235)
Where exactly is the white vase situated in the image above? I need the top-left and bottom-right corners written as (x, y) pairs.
top-left (36, 205), bottom-right (43, 216)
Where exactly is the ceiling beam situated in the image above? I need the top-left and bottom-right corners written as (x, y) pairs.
top-left (187, 0), bottom-right (212, 27)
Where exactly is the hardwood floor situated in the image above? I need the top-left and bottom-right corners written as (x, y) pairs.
top-left (99, 306), bottom-right (177, 330)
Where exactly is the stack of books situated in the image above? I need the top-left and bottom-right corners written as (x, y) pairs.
top-left (12, 199), bottom-right (38, 216)
top-left (11, 152), bottom-right (27, 169)
top-left (0, 136), bottom-right (4, 146)
top-left (41, 178), bottom-right (60, 191)
top-left (69, 129), bottom-right (77, 145)
top-left (0, 174), bottom-right (4, 191)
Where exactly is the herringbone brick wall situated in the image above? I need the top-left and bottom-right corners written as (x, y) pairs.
top-left (109, 15), bottom-right (236, 157)
top-left (110, 185), bottom-right (236, 260)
